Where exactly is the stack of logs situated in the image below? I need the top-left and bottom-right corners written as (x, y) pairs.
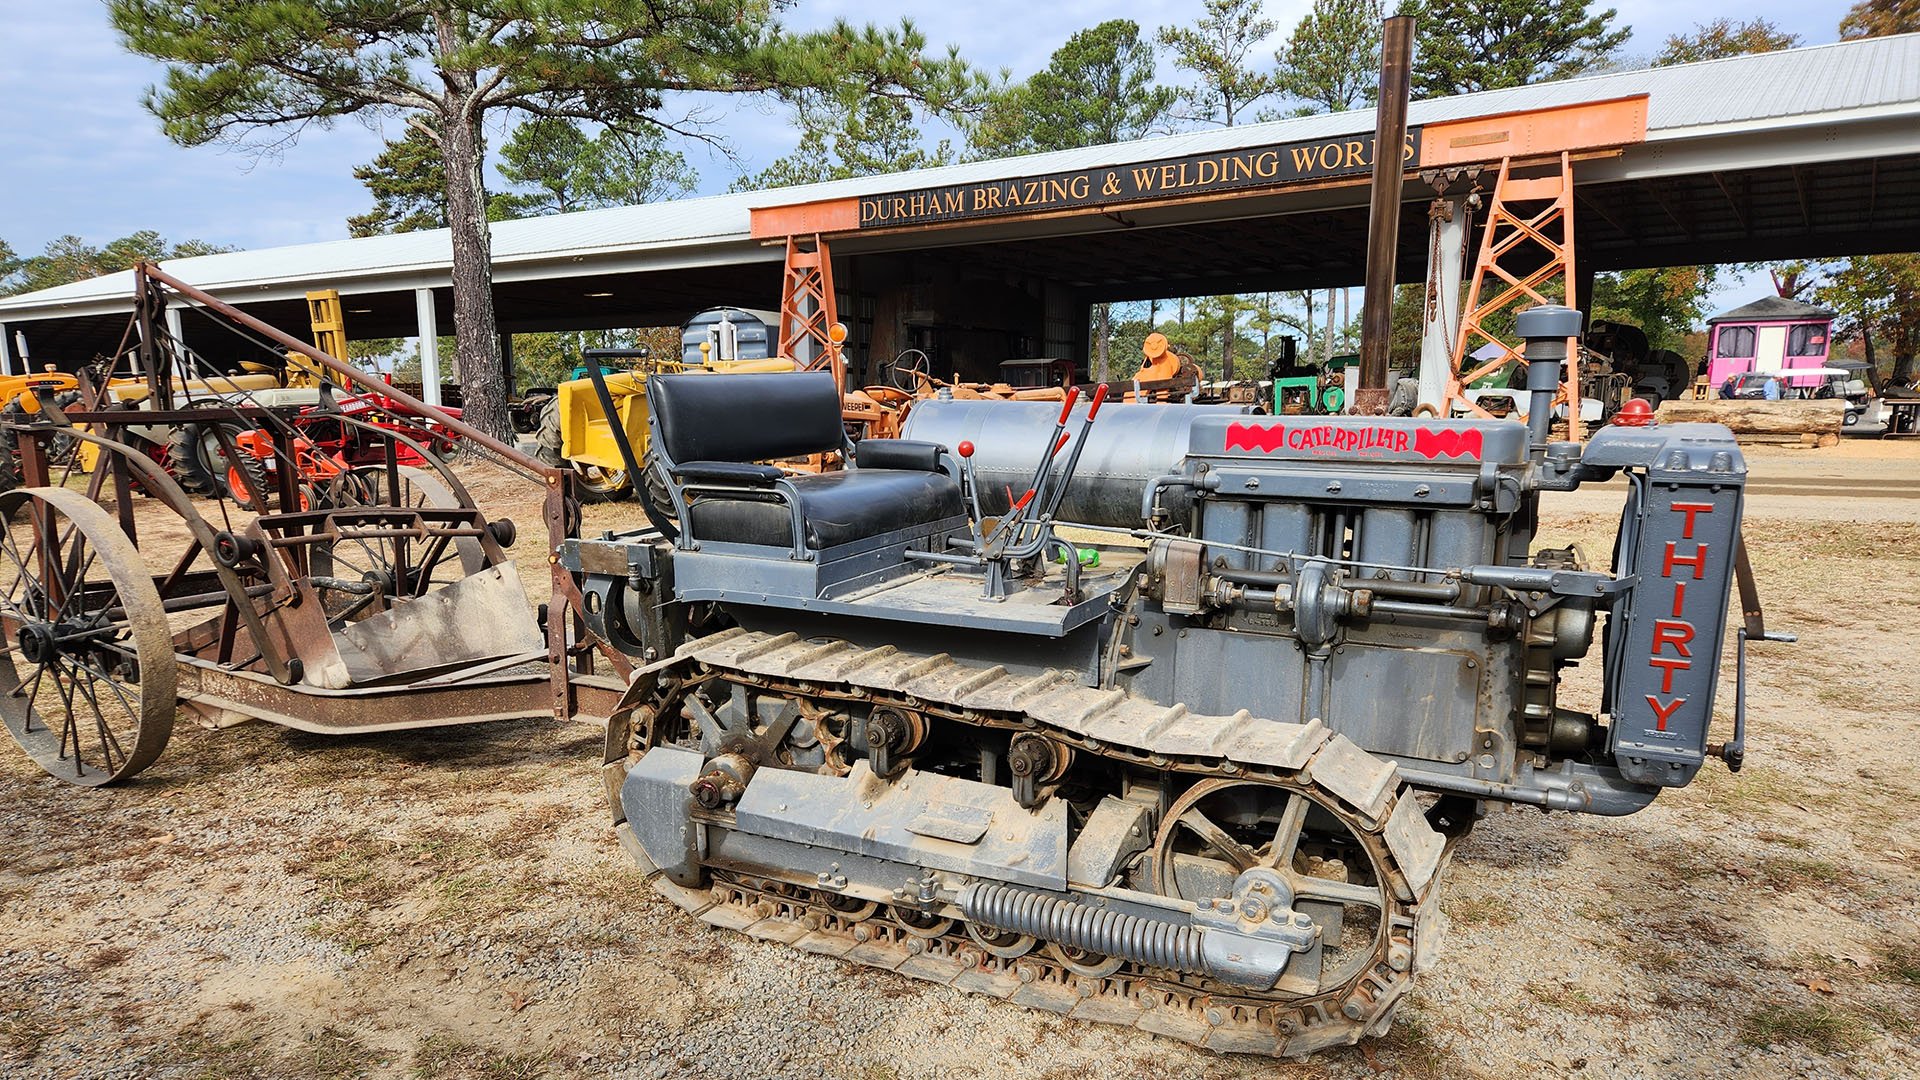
top-left (1654, 399), bottom-right (1845, 447)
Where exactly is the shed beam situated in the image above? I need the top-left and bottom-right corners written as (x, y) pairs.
top-left (1867, 160), bottom-right (1879, 227)
top-left (1643, 181), bottom-right (1695, 240)
top-left (1573, 191), bottom-right (1632, 241)
top-left (1710, 171), bottom-right (1748, 233)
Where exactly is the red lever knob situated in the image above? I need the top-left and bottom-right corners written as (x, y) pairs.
top-left (957, 440), bottom-right (975, 458)
top-left (1088, 383), bottom-right (1110, 419)
top-left (1057, 386), bottom-right (1080, 425)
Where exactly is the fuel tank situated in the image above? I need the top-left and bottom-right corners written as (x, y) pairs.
top-left (900, 399), bottom-right (1245, 528)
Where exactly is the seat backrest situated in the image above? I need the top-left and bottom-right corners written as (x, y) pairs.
top-left (650, 371), bottom-right (843, 465)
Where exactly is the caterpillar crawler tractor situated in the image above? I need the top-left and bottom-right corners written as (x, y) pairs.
top-left (571, 305), bottom-right (1783, 1054)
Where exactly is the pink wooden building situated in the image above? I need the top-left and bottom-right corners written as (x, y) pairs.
top-left (1705, 296), bottom-right (1836, 390)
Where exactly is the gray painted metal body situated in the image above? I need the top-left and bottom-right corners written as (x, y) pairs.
top-left (902, 399), bottom-right (1246, 527)
top-left (593, 408), bottom-right (1751, 816)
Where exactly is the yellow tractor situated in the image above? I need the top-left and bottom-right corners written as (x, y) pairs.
top-left (532, 308), bottom-right (794, 502)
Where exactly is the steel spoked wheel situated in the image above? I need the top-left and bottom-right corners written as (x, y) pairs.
top-left (0, 488), bottom-right (176, 785)
top-left (1152, 778), bottom-right (1391, 994)
top-left (312, 465), bottom-right (482, 623)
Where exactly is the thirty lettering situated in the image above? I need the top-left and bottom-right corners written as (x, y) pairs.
top-left (1642, 501), bottom-right (1721, 735)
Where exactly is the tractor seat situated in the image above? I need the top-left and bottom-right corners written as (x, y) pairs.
top-left (648, 370), bottom-right (963, 551)
top-left (688, 468), bottom-right (963, 549)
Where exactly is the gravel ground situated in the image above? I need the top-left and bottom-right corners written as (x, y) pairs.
top-left (1, 449), bottom-right (1917, 1080)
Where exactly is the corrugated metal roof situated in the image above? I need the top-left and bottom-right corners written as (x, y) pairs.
top-left (6, 32), bottom-right (1917, 317)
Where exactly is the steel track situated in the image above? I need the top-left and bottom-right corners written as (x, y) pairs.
top-left (606, 628), bottom-right (1455, 1056)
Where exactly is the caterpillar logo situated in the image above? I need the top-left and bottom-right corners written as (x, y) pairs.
top-left (1224, 423), bottom-right (1292, 453)
top-left (1411, 428), bottom-right (1483, 460)
top-left (1224, 422), bottom-right (1483, 461)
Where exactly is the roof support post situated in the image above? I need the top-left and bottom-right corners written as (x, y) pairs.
top-left (415, 287), bottom-right (442, 408)
top-left (1418, 197), bottom-right (1467, 412)
top-left (0, 323), bottom-right (11, 377)
top-left (165, 305), bottom-right (185, 361)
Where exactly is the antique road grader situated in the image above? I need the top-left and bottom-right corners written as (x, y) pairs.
top-left (0, 264), bottom-right (623, 786)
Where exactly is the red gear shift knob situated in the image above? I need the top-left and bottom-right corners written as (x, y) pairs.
top-left (957, 440), bottom-right (974, 458)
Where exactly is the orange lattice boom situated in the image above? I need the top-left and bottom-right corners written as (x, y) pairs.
top-left (1448, 153), bottom-right (1583, 441)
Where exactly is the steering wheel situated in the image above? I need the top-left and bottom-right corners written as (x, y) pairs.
top-left (888, 349), bottom-right (932, 393)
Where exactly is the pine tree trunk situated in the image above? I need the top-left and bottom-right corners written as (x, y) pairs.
top-left (437, 91), bottom-right (509, 439)
top-left (1323, 289), bottom-right (1335, 362)
top-left (1094, 302), bottom-right (1110, 383)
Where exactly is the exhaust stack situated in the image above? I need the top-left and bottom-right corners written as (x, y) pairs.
top-left (1354, 14), bottom-right (1416, 414)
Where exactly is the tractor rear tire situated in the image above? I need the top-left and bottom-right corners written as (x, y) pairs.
top-left (225, 450), bottom-right (278, 512)
top-left (535, 394), bottom-right (631, 503)
top-left (165, 420), bottom-right (247, 497)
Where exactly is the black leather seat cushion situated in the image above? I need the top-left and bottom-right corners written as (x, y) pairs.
top-left (650, 371), bottom-right (843, 463)
top-left (689, 469), bottom-right (963, 550)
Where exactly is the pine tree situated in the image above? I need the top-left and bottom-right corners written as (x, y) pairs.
top-left (1274, 0), bottom-right (1383, 115)
top-left (348, 127), bottom-right (453, 238)
top-left (1157, 0), bottom-right (1280, 127)
top-left (1653, 19), bottom-right (1799, 66)
top-left (1407, 0), bottom-right (1629, 96)
top-left (112, 1), bottom-right (982, 438)
top-left (969, 20), bottom-right (1176, 158)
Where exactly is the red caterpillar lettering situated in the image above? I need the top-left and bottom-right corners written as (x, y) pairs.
top-left (1412, 428), bottom-right (1482, 460)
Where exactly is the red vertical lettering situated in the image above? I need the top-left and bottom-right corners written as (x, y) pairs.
top-left (1670, 580), bottom-right (1687, 618)
top-left (1671, 502), bottom-right (1714, 539)
top-left (1649, 656), bottom-right (1690, 693)
top-left (1663, 542), bottom-right (1707, 580)
top-left (1652, 619), bottom-right (1695, 658)
top-left (1645, 695), bottom-right (1685, 731)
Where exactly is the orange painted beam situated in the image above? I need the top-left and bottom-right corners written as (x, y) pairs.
top-left (750, 198), bottom-right (859, 239)
top-left (1419, 95), bottom-right (1647, 168)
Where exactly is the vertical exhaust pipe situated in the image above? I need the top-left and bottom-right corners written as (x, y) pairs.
top-left (1355, 15), bottom-right (1416, 414)
top-left (1515, 305), bottom-right (1583, 446)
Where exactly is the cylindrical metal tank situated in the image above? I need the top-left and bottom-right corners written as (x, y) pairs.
top-left (901, 399), bottom-right (1244, 528)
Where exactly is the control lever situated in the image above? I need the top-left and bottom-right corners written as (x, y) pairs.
top-left (957, 440), bottom-right (985, 547)
top-left (1712, 626), bottom-right (1796, 772)
top-left (983, 387), bottom-right (1078, 554)
top-left (1037, 383), bottom-right (1108, 523)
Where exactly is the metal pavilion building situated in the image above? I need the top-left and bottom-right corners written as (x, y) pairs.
top-left (2, 32), bottom-right (1917, 403)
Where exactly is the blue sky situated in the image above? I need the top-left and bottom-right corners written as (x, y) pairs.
top-left (0, 0), bottom-right (1859, 313)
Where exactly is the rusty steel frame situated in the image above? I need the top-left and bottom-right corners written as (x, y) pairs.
top-left (0, 263), bottom-right (641, 784)
top-left (131, 264), bottom-right (635, 707)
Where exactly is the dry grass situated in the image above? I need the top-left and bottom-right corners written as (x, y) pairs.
top-left (410, 1033), bottom-right (550, 1080)
top-left (1445, 894), bottom-right (1518, 927)
top-left (1525, 985), bottom-right (1634, 1019)
top-left (1882, 945), bottom-right (1920, 989)
top-left (1739, 1003), bottom-right (1870, 1053)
